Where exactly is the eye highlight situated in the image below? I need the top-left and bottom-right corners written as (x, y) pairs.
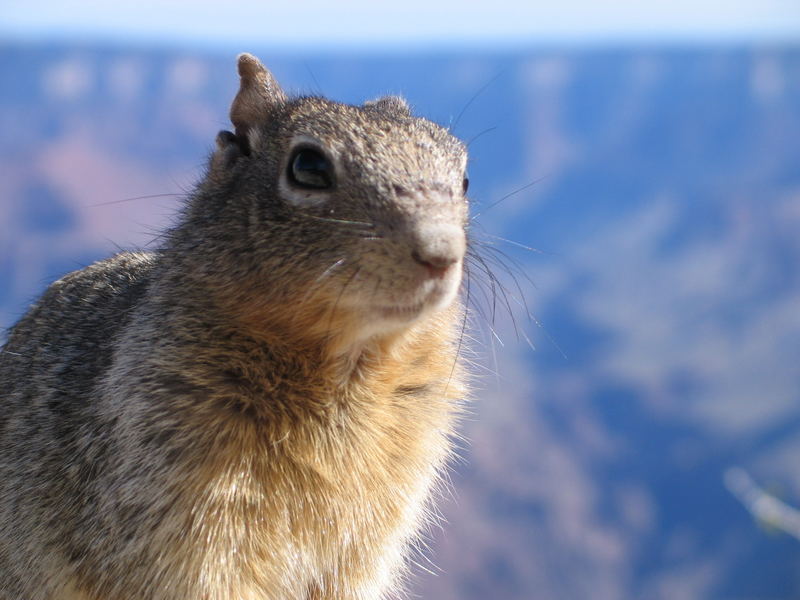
top-left (288, 147), bottom-right (335, 190)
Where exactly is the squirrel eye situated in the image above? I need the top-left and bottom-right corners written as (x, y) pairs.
top-left (462, 176), bottom-right (470, 195)
top-left (288, 148), bottom-right (334, 190)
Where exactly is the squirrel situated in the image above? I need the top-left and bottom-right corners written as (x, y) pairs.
top-left (0, 53), bottom-right (470, 599)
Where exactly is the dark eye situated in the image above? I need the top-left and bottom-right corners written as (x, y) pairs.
top-left (288, 148), bottom-right (334, 190)
top-left (462, 176), bottom-right (470, 195)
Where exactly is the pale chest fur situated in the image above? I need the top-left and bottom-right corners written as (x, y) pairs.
top-left (134, 371), bottom-right (461, 600)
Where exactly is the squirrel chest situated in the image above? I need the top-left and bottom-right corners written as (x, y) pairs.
top-left (137, 327), bottom-right (461, 599)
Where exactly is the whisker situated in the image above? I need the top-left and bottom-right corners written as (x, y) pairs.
top-left (476, 243), bottom-right (540, 292)
top-left (468, 253), bottom-right (503, 325)
top-left (295, 258), bottom-right (349, 322)
top-left (314, 258), bottom-right (347, 285)
top-left (470, 250), bottom-right (521, 343)
top-left (487, 316), bottom-right (501, 388)
top-left (466, 126), bottom-right (498, 148)
top-left (473, 231), bottom-right (548, 255)
top-left (326, 266), bottom-right (362, 340)
top-left (529, 312), bottom-right (567, 359)
top-left (465, 258), bottom-right (496, 322)
top-left (444, 262), bottom-right (472, 398)
top-left (450, 71), bottom-right (504, 134)
top-left (488, 326), bottom-right (505, 348)
top-left (470, 243), bottom-right (567, 359)
top-left (471, 175), bottom-right (549, 221)
top-left (464, 262), bottom-right (508, 355)
top-left (303, 61), bottom-right (324, 96)
top-left (299, 214), bottom-right (376, 228)
top-left (86, 193), bottom-right (185, 208)
top-left (144, 229), bottom-right (173, 248)
top-left (473, 259), bottom-right (497, 324)
top-left (475, 247), bottom-right (537, 318)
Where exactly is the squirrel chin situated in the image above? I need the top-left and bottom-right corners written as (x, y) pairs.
top-left (318, 277), bottom-right (461, 382)
top-left (350, 263), bottom-right (462, 337)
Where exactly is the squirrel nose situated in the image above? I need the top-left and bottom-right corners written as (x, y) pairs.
top-left (411, 224), bottom-right (466, 278)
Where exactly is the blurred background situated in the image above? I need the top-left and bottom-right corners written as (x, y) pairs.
top-left (2, 1), bottom-right (799, 598)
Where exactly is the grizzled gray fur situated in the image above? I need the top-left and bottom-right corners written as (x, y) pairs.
top-left (0, 53), bottom-right (470, 599)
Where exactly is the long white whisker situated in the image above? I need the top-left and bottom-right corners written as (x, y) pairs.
top-left (295, 258), bottom-right (348, 320)
top-left (470, 175), bottom-right (548, 221)
top-left (474, 232), bottom-right (548, 255)
top-left (300, 214), bottom-right (376, 228)
top-left (315, 258), bottom-right (347, 284)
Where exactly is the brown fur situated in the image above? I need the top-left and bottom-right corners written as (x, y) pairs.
top-left (0, 54), bottom-right (469, 599)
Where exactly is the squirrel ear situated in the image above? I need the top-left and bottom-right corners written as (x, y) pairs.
top-left (364, 95), bottom-right (411, 116)
top-left (229, 53), bottom-right (286, 151)
top-left (210, 130), bottom-right (243, 172)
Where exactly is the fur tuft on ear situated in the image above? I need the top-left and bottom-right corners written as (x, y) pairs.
top-left (364, 95), bottom-right (411, 116)
top-left (229, 53), bottom-right (287, 151)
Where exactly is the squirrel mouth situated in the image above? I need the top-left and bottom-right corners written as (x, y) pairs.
top-left (344, 261), bottom-right (462, 331)
top-left (377, 301), bottom-right (427, 320)
top-left (373, 278), bottom-right (457, 323)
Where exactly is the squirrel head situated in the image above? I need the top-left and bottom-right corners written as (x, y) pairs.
top-left (179, 53), bottom-right (469, 357)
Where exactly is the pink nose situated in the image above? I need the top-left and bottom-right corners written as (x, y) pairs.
top-left (411, 224), bottom-right (465, 278)
top-left (412, 249), bottom-right (458, 277)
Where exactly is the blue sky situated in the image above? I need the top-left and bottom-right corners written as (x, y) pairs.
top-left (3, 0), bottom-right (799, 48)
